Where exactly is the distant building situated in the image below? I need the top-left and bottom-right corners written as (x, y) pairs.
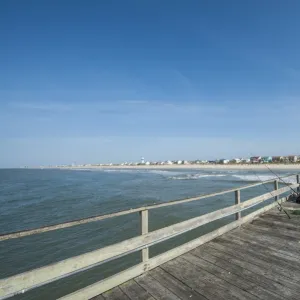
top-left (145, 161), bottom-right (150, 165)
top-left (250, 156), bottom-right (261, 163)
top-left (166, 160), bottom-right (173, 165)
top-left (177, 160), bottom-right (182, 164)
top-left (288, 155), bottom-right (298, 163)
top-left (272, 156), bottom-right (284, 163)
top-left (241, 158), bottom-right (251, 163)
top-left (232, 158), bottom-right (241, 164)
top-left (220, 159), bottom-right (229, 164)
top-left (261, 156), bottom-right (272, 163)
top-left (183, 160), bottom-right (189, 164)
top-left (141, 157), bottom-right (145, 164)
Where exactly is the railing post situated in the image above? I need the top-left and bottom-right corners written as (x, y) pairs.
top-left (297, 174), bottom-right (300, 193)
top-left (274, 180), bottom-right (279, 201)
top-left (140, 209), bottom-right (149, 262)
top-left (235, 190), bottom-right (241, 220)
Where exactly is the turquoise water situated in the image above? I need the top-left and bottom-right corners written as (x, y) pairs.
top-left (0, 168), bottom-right (296, 299)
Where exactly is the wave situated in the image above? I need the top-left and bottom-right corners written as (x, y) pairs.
top-left (232, 174), bottom-right (296, 184)
top-left (169, 174), bottom-right (226, 180)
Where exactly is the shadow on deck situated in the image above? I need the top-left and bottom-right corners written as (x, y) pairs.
top-left (94, 208), bottom-right (300, 300)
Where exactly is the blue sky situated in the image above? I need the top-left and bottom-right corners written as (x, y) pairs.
top-left (1, 1), bottom-right (300, 167)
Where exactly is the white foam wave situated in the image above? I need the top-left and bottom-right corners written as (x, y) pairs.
top-left (169, 174), bottom-right (226, 180)
top-left (232, 174), bottom-right (296, 184)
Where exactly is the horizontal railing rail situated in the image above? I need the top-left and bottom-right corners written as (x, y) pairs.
top-left (0, 173), bottom-right (299, 300)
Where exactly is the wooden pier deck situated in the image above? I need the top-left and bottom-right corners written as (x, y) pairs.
top-left (95, 208), bottom-right (300, 300)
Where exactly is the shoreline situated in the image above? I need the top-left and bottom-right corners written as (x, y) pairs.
top-left (57, 164), bottom-right (300, 170)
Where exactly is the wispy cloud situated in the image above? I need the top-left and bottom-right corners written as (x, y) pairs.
top-left (118, 100), bottom-right (149, 104)
top-left (9, 102), bottom-right (72, 112)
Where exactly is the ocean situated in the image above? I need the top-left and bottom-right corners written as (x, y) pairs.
top-left (0, 168), bottom-right (297, 299)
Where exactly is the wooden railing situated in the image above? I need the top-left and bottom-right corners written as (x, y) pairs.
top-left (0, 174), bottom-right (299, 300)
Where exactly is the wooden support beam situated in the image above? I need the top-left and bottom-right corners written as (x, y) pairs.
top-left (140, 210), bottom-right (149, 262)
top-left (274, 180), bottom-right (279, 202)
top-left (235, 190), bottom-right (241, 220)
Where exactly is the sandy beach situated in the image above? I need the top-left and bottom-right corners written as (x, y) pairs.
top-left (64, 164), bottom-right (300, 170)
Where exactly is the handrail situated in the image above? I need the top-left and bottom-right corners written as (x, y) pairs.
top-left (0, 174), bottom-right (299, 300)
top-left (0, 173), bottom-right (296, 242)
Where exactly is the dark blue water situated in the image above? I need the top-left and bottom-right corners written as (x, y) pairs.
top-left (0, 168), bottom-right (296, 299)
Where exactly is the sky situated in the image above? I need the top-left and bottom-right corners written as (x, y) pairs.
top-left (1, 0), bottom-right (300, 167)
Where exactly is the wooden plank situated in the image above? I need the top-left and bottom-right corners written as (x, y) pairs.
top-left (162, 257), bottom-right (258, 300)
top-left (225, 230), bottom-right (300, 260)
top-left (135, 273), bottom-right (181, 300)
top-left (149, 267), bottom-right (207, 300)
top-left (102, 287), bottom-right (130, 300)
top-left (120, 280), bottom-right (155, 300)
top-left (199, 244), bottom-right (300, 293)
top-left (246, 223), bottom-right (300, 240)
top-left (241, 227), bottom-right (300, 255)
top-left (191, 246), bottom-right (299, 300)
top-left (254, 216), bottom-right (300, 230)
top-left (182, 253), bottom-right (282, 300)
top-left (217, 235), bottom-right (300, 271)
top-left (140, 210), bottom-right (149, 262)
top-left (208, 240), bottom-right (300, 283)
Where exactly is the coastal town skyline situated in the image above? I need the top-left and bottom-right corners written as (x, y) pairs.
top-left (45, 155), bottom-right (300, 169)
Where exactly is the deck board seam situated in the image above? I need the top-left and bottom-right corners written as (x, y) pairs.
top-left (158, 265), bottom-right (211, 300)
top-left (179, 255), bottom-right (265, 300)
top-left (189, 250), bottom-right (298, 300)
top-left (204, 243), bottom-right (300, 284)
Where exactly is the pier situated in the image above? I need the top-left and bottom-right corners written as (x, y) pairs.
top-left (1, 174), bottom-right (300, 300)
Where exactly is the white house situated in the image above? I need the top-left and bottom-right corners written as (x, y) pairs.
top-left (220, 159), bottom-right (229, 164)
top-left (241, 158), bottom-right (251, 163)
top-left (166, 160), bottom-right (173, 165)
top-left (288, 155), bottom-right (298, 163)
top-left (177, 160), bottom-right (182, 164)
top-left (145, 161), bottom-right (150, 165)
top-left (183, 160), bottom-right (189, 164)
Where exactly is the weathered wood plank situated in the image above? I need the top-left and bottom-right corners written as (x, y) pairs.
top-left (102, 287), bottom-right (130, 300)
top-left (162, 257), bottom-right (258, 300)
top-left (182, 253), bottom-right (283, 300)
top-left (207, 241), bottom-right (300, 283)
top-left (225, 230), bottom-right (300, 261)
top-left (191, 246), bottom-right (298, 300)
top-left (241, 227), bottom-right (300, 256)
top-left (260, 213), bottom-right (300, 225)
top-left (119, 280), bottom-right (155, 300)
top-left (149, 267), bottom-right (207, 300)
top-left (217, 235), bottom-right (300, 270)
top-left (246, 223), bottom-right (300, 240)
top-left (135, 273), bottom-right (181, 300)
top-left (199, 244), bottom-right (300, 293)
top-left (254, 216), bottom-right (300, 230)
